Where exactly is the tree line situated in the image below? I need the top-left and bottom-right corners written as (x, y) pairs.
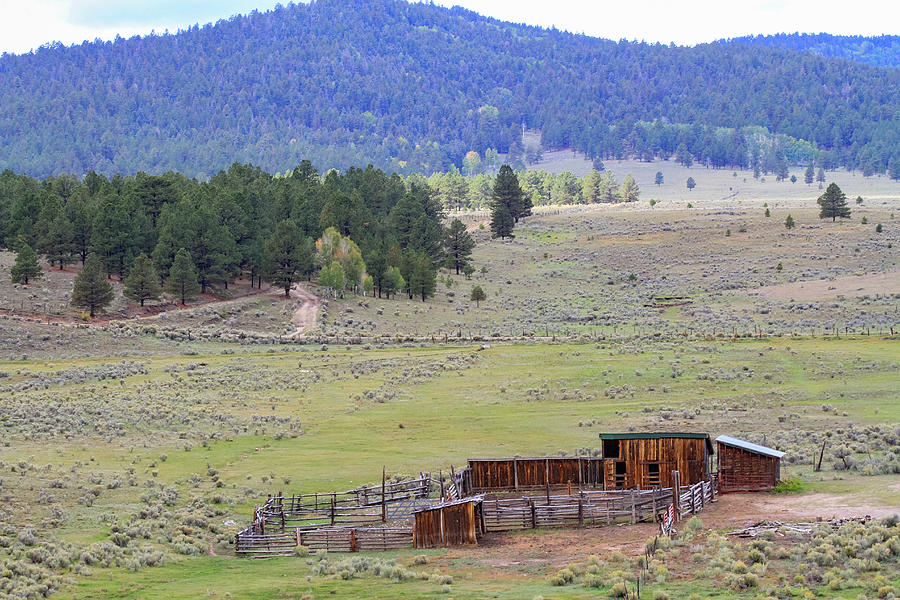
top-left (2, 162), bottom-right (479, 313)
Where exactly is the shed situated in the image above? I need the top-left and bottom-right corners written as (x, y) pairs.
top-left (412, 497), bottom-right (483, 549)
top-left (599, 432), bottom-right (713, 489)
top-left (716, 435), bottom-right (785, 492)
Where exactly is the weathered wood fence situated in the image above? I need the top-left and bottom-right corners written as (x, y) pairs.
top-left (257, 475), bottom-right (431, 530)
top-left (481, 488), bottom-right (673, 532)
top-left (235, 527), bottom-right (414, 556)
top-left (678, 477), bottom-right (716, 519)
top-left (236, 467), bottom-right (718, 557)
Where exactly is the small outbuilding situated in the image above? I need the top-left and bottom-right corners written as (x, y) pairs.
top-left (715, 435), bottom-right (785, 493)
top-left (412, 497), bottom-right (483, 548)
top-left (599, 432), bottom-right (713, 489)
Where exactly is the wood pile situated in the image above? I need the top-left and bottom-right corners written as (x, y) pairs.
top-left (727, 516), bottom-right (873, 538)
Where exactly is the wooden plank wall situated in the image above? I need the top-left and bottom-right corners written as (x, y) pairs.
top-left (605, 438), bottom-right (708, 489)
top-left (413, 502), bottom-right (478, 548)
top-left (467, 457), bottom-right (604, 492)
top-left (717, 444), bottom-right (778, 492)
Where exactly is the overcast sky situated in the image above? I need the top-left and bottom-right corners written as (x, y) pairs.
top-left (1, 0), bottom-right (895, 55)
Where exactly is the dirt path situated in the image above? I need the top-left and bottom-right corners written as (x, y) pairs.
top-left (281, 283), bottom-right (321, 338)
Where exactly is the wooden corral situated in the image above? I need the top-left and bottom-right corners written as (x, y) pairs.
top-left (716, 435), bottom-right (784, 493)
top-left (599, 432), bottom-right (713, 489)
top-left (463, 457), bottom-right (604, 494)
top-left (413, 498), bottom-right (482, 548)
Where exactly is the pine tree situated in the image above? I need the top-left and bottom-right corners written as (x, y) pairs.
top-left (43, 213), bottom-right (75, 269)
top-left (408, 251), bottom-right (436, 302)
top-left (655, 171), bottom-right (664, 186)
top-left (10, 243), bottom-right (42, 284)
top-left (804, 163), bottom-right (814, 184)
top-left (71, 253), bottom-right (114, 317)
top-left (816, 167), bottom-right (826, 183)
top-left (817, 183), bottom-right (851, 222)
top-left (66, 195), bottom-right (93, 265)
top-left (123, 254), bottom-right (162, 306)
top-left (264, 220), bottom-right (312, 297)
top-left (490, 203), bottom-right (515, 239)
top-left (442, 218), bottom-right (475, 274)
top-left (686, 177), bottom-right (696, 191)
top-left (490, 165), bottom-right (526, 239)
top-left (382, 266), bottom-right (405, 299)
top-left (620, 174), bottom-right (640, 202)
top-left (166, 248), bottom-right (200, 305)
top-left (470, 285), bottom-right (486, 307)
top-left (785, 215), bottom-right (795, 229)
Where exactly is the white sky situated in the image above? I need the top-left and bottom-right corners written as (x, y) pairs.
top-left (0, 0), bottom-right (895, 55)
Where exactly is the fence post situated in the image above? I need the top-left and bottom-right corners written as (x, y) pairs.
top-left (630, 490), bottom-right (636, 524)
top-left (578, 493), bottom-right (584, 528)
top-left (382, 466), bottom-right (386, 523)
top-left (513, 458), bottom-right (519, 491)
top-left (651, 489), bottom-right (657, 522)
top-left (672, 471), bottom-right (681, 522)
top-left (530, 499), bottom-right (536, 529)
top-left (545, 458), bottom-right (550, 503)
top-left (331, 494), bottom-right (336, 526)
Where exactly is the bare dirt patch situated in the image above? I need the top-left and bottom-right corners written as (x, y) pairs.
top-left (282, 283), bottom-right (321, 338)
top-left (452, 491), bottom-right (897, 569)
top-left (752, 270), bottom-right (900, 301)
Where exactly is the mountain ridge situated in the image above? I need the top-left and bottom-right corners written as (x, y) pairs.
top-left (0, 0), bottom-right (897, 178)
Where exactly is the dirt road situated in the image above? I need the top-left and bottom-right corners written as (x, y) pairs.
top-left (282, 283), bottom-right (321, 338)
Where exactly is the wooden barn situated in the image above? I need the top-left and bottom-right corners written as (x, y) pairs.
top-left (599, 432), bottom-right (713, 489)
top-left (463, 457), bottom-right (605, 493)
top-left (412, 498), bottom-right (483, 548)
top-left (716, 435), bottom-right (785, 493)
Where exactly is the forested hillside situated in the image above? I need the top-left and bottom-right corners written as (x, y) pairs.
top-left (0, 163), bottom-right (454, 303)
top-left (0, 0), bottom-right (897, 178)
top-left (726, 33), bottom-right (900, 69)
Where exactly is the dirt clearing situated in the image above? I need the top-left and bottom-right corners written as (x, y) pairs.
top-left (752, 269), bottom-right (900, 301)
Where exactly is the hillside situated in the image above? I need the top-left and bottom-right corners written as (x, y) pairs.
top-left (726, 33), bottom-right (900, 68)
top-left (0, 0), bottom-right (897, 178)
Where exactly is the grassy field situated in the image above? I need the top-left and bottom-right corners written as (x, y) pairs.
top-left (1, 164), bottom-right (899, 599)
top-left (1, 335), bottom-right (898, 599)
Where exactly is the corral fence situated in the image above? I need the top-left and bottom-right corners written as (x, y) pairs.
top-left (480, 488), bottom-right (673, 532)
top-left (234, 527), bottom-right (413, 556)
top-left (254, 474), bottom-right (431, 532)
top-left (236, 474), bottom-right (431, 556)
top-left (236, 466), bottom-right (718, 556)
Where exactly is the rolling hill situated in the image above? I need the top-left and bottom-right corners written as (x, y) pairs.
top-left (0, 0), bottom-right (897, 178)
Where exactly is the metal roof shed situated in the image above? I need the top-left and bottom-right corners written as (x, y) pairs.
top-left (715, 435), bottom-right (785, 493)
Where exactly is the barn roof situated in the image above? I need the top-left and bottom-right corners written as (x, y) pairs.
top-left (599, 432), bottom-right (714, 453)
top-left (715, 435), bottom-right (785, 459)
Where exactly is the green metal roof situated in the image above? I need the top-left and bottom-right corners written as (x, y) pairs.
top-left (599, 432), bottom-right (713, 453)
